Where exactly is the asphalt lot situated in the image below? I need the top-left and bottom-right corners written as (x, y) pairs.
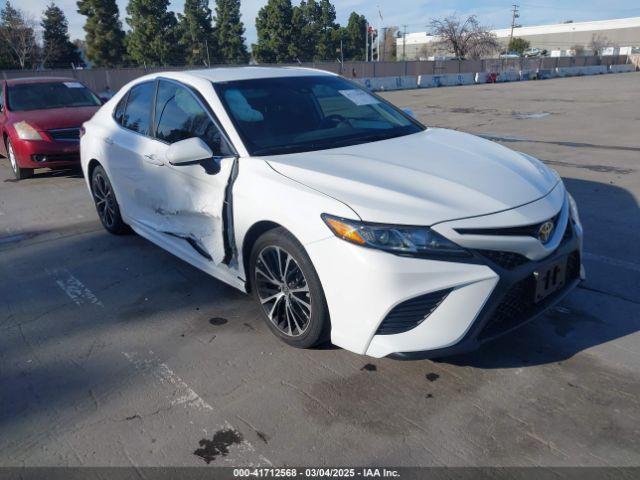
top-left (1, 72), bottom-right (639, 467)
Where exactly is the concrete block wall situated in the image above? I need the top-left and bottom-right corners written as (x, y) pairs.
top-left (609, 64), bottom-right (636, 73)
top-left (417, 73), bottom-right (475, 88)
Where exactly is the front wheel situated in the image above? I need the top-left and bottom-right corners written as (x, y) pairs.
top-left (250, 228), bottom-right (330, 349)
top-left (7, 138), bottom-right (33, 180)
top-left (90, 165), bottom-right (129, 235)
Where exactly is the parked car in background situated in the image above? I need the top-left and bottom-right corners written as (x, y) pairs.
top-left (524, 48), bottom-right (544, 57)
top-left (0, 77), bottom-right (102, 180)
top-left (80, 67), bottom-right (584, 358)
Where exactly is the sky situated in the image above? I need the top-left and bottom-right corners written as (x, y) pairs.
top-left (4, 0), bottom-right (640, 46)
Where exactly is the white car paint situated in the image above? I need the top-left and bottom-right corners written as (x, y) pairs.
top-left (265, 128), bottom-right (560, 225)
top-left (81, 67), bottom-right (583, 357)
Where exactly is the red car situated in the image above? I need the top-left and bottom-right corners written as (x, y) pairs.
top-left (0, 77), bottom-right (102, 180)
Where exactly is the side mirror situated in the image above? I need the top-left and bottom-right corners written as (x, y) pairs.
top-left (166, 137), bottom-right (213, 166)
top-left (403, 108), bottom-right (415, 118)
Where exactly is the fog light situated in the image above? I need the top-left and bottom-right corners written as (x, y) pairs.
top-left (32, 154), bottom-right (47, 162)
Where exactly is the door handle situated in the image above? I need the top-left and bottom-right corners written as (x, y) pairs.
top-left (144, 153), bottom-right (164, 166)
top-left (103, 137), bottom-right (114, 145)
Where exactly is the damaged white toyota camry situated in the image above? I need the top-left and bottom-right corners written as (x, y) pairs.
top-left (80, 67), bottom-right (584, 358)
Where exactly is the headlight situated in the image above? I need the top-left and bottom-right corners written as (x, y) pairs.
top-left (14, 121), bottom-right (43, 140)
top-left (322, 214), bottom-right (470, 257)
top-left (568, 192), bottom-right (582, 228)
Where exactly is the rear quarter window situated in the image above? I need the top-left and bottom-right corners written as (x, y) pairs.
top-left (113, 92), bottom-right (128, 125)
top-left (121, 82), bottom-right (154, 135)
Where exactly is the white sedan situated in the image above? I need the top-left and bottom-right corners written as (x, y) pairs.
top-left (80, 67), bottom-right (584, 358)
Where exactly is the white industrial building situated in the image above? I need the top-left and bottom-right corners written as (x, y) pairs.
top-left (397, 17), bottom-right (640, 60)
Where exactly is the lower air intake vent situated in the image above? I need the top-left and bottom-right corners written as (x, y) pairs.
top-left (478, 250), bottom-right (530, 270)
top-left (376, 288), bottom-right (452, 335)
top-left (479, 250), bottom-right (581, 340)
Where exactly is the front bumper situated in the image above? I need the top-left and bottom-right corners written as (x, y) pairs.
top-left (305, 189), bottom-right (583, 358)
top-left (11, 137), bottom-right (80, 168)
top-left (391, 235), bottom-right (582, 360)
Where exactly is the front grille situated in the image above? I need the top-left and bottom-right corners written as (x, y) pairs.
top-left (376, 288), bottom-right (452, 335)
top-left (456, 211), bottom-right (561, 238)
top-left (48, 128), bottom-right (80, 141)
top-left (474, 219), bottom-right (574, 271)
top-left (566, 250), bottom-right (580, 280)
top-left (478, 250), bottom-right (581, 340)
top-left (477, 250), bottom-right (530, 270)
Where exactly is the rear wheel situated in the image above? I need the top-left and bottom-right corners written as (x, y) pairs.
top-left (250, 228), bottom-right (330, 348)
top-left (7, 138), bottom-right (33, 180)
top-left (91, 165), bottom-right (129, 234)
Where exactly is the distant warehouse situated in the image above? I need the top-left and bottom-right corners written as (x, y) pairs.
top-left (397, 17), bottom-right (640, 60)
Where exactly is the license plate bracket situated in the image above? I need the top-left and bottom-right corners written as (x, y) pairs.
top-left (534, 257), bottom-right (567, 303)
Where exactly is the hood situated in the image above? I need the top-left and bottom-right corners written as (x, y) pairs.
top-left (10, 106), bottom-right (99, 131)
top-left (265, 128), bottom-right (559, 225)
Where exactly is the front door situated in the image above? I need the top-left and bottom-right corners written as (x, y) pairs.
top-left (134, 79), bottom-right (237, 266)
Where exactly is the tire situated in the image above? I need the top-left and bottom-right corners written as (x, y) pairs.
top-left (7, 138), bottom-right (33, 180)
top-left (90, 165), bottom-right (129, 235)
top-left (250, 227), bottom-right (330, 349)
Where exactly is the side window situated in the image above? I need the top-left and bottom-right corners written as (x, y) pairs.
top-left (154, 80), bottom-right (232, 156)
top-left (113, 92), bottom-right (128, 125)
top-left (0, 83), bottom-right (4, 112)
top-left (122, 82), bottom-right (154, 135)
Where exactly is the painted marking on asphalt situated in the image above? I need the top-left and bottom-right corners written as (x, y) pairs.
top-left (47, 268), bottom-right (104, 307)
top-left (584, 252), bottom-right (640, 274)
top-left (122, 350), bottom-right (272, 466)
top-left (123, 351), bottom-right (214, 411)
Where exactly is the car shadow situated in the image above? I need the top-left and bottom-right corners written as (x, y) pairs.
top-left (0, 156), bottom-right (83, 181)
top-left (31, 167), bottom-right (84, 180)
top-left (438, 176), bottom-right (640, 369)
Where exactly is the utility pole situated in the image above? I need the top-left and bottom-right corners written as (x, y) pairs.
top-left (509, 4), bottom-right (520, 44)
top-left (377, 5), bottom-right (383, 62)
top-left (365, 23), bottom-right (369, 62)
top-left (402, 24), bottom-right (408, 61)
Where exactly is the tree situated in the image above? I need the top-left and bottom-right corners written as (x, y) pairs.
top-left (507, 37), bottom-right (529, 55)
top-left (177, 0), bottom-right (216, 66)
top-left (41, 3), bottom-right (84, 68)
top-left (429, 15), bottom-right (499, 59)
top-left (126, 0), bottom-right (183, 66)
top-left (380, 26), bottom-right (398, 61)
top-left (252, 0), bottom-right (294, 63)
top-left (77, 0), bottom-right (125, 67)
top-left (571, 44), bottom-right (586, 56)
top-left (315, 0), bottom-right (338, 61)
top-left (590, 34), bottom-right (611, 56)
top-left (342, 12), bottom-right (367, 61)
top-left (289, 1), bottom-right (319, 62)
top-left (215, 0), bottom-right (249, 64)
top-left (289, 4), bottom-right (309, 61)
top-left (0, 2), bottom-right (39, 69)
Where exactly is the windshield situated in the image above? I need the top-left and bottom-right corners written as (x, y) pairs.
top-left (214, 75), bottom-right (424, 156)
top-left (7, 82), bottom-right (101, 111)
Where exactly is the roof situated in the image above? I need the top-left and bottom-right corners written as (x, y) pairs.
top-left (493, 16), bottom-right (640, 38)
top-left (5, 76), bottom-right (79, 86)
top-left (399, 16), bottom-right (640, 45)
top-left (186, 66), bottom-right (335, 83)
